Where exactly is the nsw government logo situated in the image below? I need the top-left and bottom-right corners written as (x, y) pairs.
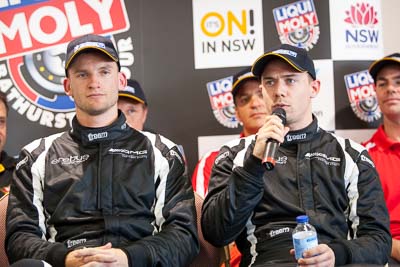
top-left (206, 76), bottom-right (238, 128)
top-left (344, 70), bottom-right (381, 122)
top-left (273, 0), bottom-right (320, 50)
top-left (344, 2), bottom-right (380, 48)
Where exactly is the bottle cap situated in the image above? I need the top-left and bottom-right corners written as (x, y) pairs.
top-left (296, 215), bottom-right (309, 223)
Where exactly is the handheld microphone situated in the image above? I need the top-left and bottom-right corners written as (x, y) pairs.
top-left (262, 108), bottom-right (286, 170)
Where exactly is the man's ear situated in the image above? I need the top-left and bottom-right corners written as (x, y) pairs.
top-left (310, 79), bottom-right (320, 98)
top-left (64, 78), bottom-right (72, 96)
top-left (118, 71), bottom-right (127, 91)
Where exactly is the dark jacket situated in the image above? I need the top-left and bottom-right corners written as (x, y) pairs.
top-left (6, 113), bottom-right (199, 267)
top-left (0, 151), bottom-right (16, 197)
top-left (202, 118), bottom-right (391, 266)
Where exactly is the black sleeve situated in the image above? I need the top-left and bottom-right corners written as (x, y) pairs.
top-left (329, 143), bottom-right (391, 265)
top-left (201, 140), bottom-right (266, 247)
top-left (6, 147), bottom-right (69, 267)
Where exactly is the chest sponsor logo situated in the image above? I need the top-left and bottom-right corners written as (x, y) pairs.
top-left (286, 133), bottom-right (307, 142)
top-left (273, 0), bottom-right (320, 50)
top-left (67, 238), bottom-right (87, 249)
top-left (51, 154), bottom-right (89, 165)
top-left (108, 148), bottom-right (148, 159)
top-left (304, 152), bottom-right (341, 166)
top-left (269, 227), bottom-right (290, 238)
top-left (344, 70), bottom-right (381, 123)
top-left (88, 132), bottom-right (108, 142)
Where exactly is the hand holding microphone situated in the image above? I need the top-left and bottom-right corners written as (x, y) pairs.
top-left (262, 108), bottom-right (286, 170)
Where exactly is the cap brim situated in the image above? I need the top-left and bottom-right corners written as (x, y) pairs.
top-left (369, 58), bottom-right (400, 80)
top-left (65, 46), bottom-right (119, 70)
top-left (232, 75), bottom-right (258, 96)
top-left (118, 93), bottom-right (146, 105)
top-left (251, 53), bottom-right (306, 77)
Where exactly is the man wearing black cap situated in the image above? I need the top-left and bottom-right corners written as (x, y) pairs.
top-left (118, 79), bottom-right (148, 131)
top-left (363, 53), bottom-right (400, 263)
top-left (192, 67), bottom-right (270, 266)
top-left (202, 44), bottom-right (391, 266)
top-left (192, 67), bottom-right (270, 198)
top-left (6, 34), bottom-right (198, 267)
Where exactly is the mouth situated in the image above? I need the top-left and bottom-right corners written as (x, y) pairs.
top-left (251, 112), bottom-right (267, 118)
top-left (272, 103), bottom-right (288, 109)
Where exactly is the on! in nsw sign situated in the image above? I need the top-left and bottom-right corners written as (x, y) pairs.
top-left (192, 0), bottom-right (264, 69)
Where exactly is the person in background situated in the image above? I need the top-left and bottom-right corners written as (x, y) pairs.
top-left (6, 34), bottom-right (198, 267)
top-left (192, 67), bottom-right (271, 267)
top-left (118, 79), bottom-right (148, 131)
top-left (192, 67), bottom-right (271, 198)
top-left (363, 53), bottom-right (400, 263)
top-left (0, 91), bottom-right (16, 197)
top-left (201, 44), bottom-right (391, 267)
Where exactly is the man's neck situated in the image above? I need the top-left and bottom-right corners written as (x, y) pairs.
top-left (76, 109), bottom-right (119, 128)
top-left (383, 115), bottom-right (400, 142)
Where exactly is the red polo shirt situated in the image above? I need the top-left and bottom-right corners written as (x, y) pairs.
top-left (363, 126), bottom-right (400, 239)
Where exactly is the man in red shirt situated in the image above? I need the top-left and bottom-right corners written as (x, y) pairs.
top-left (364, 53), bottom-right (400, 263)
top-left (192, 67), bottom-right (271, 266)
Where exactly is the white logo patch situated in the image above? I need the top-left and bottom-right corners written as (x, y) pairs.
top-left (67, 238), bottom-right (87, 248)
top-left (269, 227), bottom-right (290, 238)
top-left (215, 151), bottom-right (229, 164)
top-left (108, 148), bottom-right (148, 159)
top-left (51, 155), bottom-right (90, 165)
top-left (16, 156), bottom-right (28, 170)
top-left (360, 154), bottom-right (375, 168)
top-left (88, 132), bottom-right (108, 141)
top-left (305, 152), bottom-right (341, 166)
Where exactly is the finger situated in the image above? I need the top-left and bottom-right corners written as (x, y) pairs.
top-left (82, 254), bottom-right (117, 264)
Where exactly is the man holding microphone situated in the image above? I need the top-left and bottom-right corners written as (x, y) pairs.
top-left (201, 44), bottom-right (391, 266)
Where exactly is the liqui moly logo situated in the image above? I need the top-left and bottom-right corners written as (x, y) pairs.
top-left (273, 0), bottom-right (320, 50)
top-left (0, 0), bottom-right (129, 59)
top-left (206, 76), bottom-right (238, 128)
top-left (0, 0), bottom-right (132, 129)
top-left (344, 2), bottom-right (380, 46)
top-left (344, 70), bottom-right (381, 122)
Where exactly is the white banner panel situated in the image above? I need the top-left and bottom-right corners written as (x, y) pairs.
top-left (192, 0), bottom-right (264, 69)
top-left (329, 0), bottom-right (383, 60)
top-left (313, 59), bottom-right (335, 131)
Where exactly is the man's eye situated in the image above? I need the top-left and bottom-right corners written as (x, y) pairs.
top-left (287, 78), bottom-right (295, 84)
top-left (238, 96), bottom-right (250, 106)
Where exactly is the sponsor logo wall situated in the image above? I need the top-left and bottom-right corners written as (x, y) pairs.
top-left (196, 0), bottom-right (383, 158)
top-left (0, 0), bottom-right (390, 174)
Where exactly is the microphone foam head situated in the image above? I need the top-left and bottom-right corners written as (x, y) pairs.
top-left (272, 108), bottom-right (286, 125)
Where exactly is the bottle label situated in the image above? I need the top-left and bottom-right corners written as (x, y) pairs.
top-left (292, 231), bottom-right (318, 259)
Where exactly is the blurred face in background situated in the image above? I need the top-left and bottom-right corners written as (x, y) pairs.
top-left (375, 64), bottom-right (400, 120)
top-left (118, 97), bottom-right (148, 131)
top-left (235, 79), bottom-right (271, 136)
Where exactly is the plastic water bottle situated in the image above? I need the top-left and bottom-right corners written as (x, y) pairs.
top-left (292, 215), bottom-right (318, 260)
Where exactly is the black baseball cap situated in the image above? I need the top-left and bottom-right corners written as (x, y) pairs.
top-left (231, 67), bottom-right (258, 98)
top-left (369, 53), bottom-right (400, 81)
top-left (251, 44), bottom-right (316, 80)
top-left (65, 34), bottom-right (120, 74)
top-left (119, 79), bottom-right (147, 105)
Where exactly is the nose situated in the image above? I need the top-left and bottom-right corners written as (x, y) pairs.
top-left (273, 80), bottom-right (287, 98)
top-left (88, 74), bottom-right (101, 89)
top-left (249, 94), bottom-right (263, 108)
